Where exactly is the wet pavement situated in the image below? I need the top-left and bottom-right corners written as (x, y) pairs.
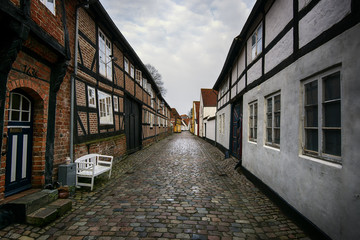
top-left (0, 132), bottom-right (309, 239)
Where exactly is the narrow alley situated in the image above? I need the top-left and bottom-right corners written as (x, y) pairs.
top-left (1, 132), bottom-right (309, 239)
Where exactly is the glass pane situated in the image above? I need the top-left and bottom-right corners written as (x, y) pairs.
top-left (324, 101), bottom-right (340, 127)
top-left (22, 98), bottom-right (30, 111)
top-left (252, 46), bottom-right (256, 59)
top-left (324, 129), bottom-right (341, 156)
top-left (267, 128), bottom-right (272, 142)
top-left (274, 95), bottom-right (280, 111)
top-left (254, 116), bottom-right (257, 127)
top-left (274, 129), bottom-right (280, 144)
top-left (305, 106), bottom-right (318, 127)
top-left (324, 72), bottom-right (340, 101)
top-left (11, 94), bottom-right (21, 110)
top-left (257, 24), bottom-right (262, 40)
top-left (267, 98), bottom-right (272, 113)
top-left (274, 112), bottom-right (280, 128)
top-left (21, 112), bottom-right (29, 122)
top-left (252, 34), bottom-right (256, 46)
top-left (11, 110), bottom-right (20, 121)
top-left (305, 81), bottom-right (318, 105)
top-left (267, 114), bottom-right (272, 127)
top-left (257, 39), bottom-right (262, 54)
top-left (254, 127), bottom-right (257, 139)
top-left (305, 129), bottom-right (318, 152)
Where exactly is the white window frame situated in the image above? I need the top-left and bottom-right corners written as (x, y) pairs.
top-left (8, 93), bottom-right (31, 122)
top-left (251, 22), bottom-right (262, 60)
top-left (113, 96), bottom-right (119, 112)
top-left (98, 90), bottom-right (113, 125)
top-left (249, 101), bottom-right (258, 142)
top-left (150, 113), bottom-right (154, 128)
top-left (265, 92), bottom-right (281, 148)
top-left (40, 0), bottom-right (56, 15)
top-left (302, 68), bottom-right (342, 163)
top-left (98, 29), bottom-right (112, 81)
top-left (124, 58), bottom-right (129, 73)
top-left (135, 70), bottom-right (142, 85)
top-left (130, 64), bottom-right (135, 78)
top-left (87, 86), bottom-right (96, 108)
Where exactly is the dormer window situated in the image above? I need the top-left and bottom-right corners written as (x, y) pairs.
top-left (98, 29), bottom-right (112, 81)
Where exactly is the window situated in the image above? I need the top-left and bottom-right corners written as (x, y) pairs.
top-left (98, 90), bottom-right (113, 125)
top-left (303, 70), bottom-right (341, 161)
top-left (266, 93), bottom-right (281, 147)
top-left (113, 96), bottom-right (118, 112)
top-left (222, 113), bottom-right (225, 134)
top-left (143, 78), bottom-right (148, 91)
top-left (135, 70), bottom-right (142, 85)
top-left (150, 113), bottom-right (154, 128)
top-left (130, 64), bottom-right (135, 78)
top-left (88, 86), bottom-right (96, 108)
top-left (249, 101), bottom-right (258, 142)
top-left (251, 23), bottom-right (262, 60)
top-left (40, 0), bottom-right (56, 15)
top-left (124, 58), bottom-right (129, 73)
top-left (98, 29), bottom-right (112, 80)
top-left (8, 93), bottom-right (31, 122)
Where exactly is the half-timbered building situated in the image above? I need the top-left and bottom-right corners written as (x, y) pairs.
top-left (213, 0), bottom-right (360, 239)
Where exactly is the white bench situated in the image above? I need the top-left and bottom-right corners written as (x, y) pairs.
top-left (75, 154), bottom-right (113, 191)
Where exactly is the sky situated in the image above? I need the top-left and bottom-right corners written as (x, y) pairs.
top-left (100, 0), bottom-right (255, 115)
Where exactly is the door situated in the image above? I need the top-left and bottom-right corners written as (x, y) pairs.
top-left (231, 103), bottom-right (242, 159)
top-left (5, 92), bottom-right (33, 197)
top-left (124, 97), bottom-right (141, 152)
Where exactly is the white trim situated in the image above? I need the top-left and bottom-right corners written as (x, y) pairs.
top-left (22, 135), bottom-right (28, 179)
top-left (11, 135), bottom-right (17, 182)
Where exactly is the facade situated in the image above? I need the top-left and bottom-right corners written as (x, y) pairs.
top-left (213, 0), bottom-right (360, 239)
top-left (0, 0), bottom-right (171, 203)
top-left (191, 101), bottom-right (200, 136)
top-left (203, 116), bottom-right (216, 143)
top-left (199, 89), bottom-right (218, 138)
top-left (180, 114), bottom-right (190, 131)
top-left (170, 108), bottom-right (181, 133)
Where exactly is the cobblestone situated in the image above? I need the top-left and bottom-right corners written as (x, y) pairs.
top-left (1, 132), bottom-right (310, 239)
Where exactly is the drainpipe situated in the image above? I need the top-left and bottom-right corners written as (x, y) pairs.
top-left (71, 0), bottom-right (97, 162)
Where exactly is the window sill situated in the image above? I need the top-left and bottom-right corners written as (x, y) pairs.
top-left (264, 144), bottom-right (280, 152)
top-left (248, 140), bottom-right (257, 144)
top-left (299, 154), bottom-right (342, 169)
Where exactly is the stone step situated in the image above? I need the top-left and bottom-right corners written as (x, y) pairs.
top-left (6, 189), bottom-right (58, 222)
top-left (26, 199), bottom-right (72, 227)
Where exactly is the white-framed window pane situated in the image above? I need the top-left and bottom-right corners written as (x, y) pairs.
top-left (249, 101), bottom-right (257, 141)
top-left (124, 58), bottom-right (129, 73)
top-left (113, 96), bottom-right (119, 112)
top-left (9, 93), bottom-right (31, 122)
top-left (98, 90), bottom-right (113, 125)
top-left (130, 65), bottom-right (135, 78)
top-left (41, 0), bottom-right (56, 15)
top-left (98, 29), bottom-right (112, 80)
top-left (88, 86), bottom-right (96, 108)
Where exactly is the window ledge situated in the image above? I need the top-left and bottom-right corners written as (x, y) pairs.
top-left (299, 154), bottom-right (342, 169)
top-left (248, 140), bottom-right (257, 145)
top-left (264, 144), bottom-right (280, 152)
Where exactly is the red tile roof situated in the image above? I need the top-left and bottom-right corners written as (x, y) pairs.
top-left (201, 89), bottom-right (218, 107)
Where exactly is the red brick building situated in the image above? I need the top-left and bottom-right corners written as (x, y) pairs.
top-left (0, 0), bottom-right (171, 203)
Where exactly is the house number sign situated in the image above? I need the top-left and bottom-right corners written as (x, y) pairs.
top-left (22, 64), bottom-right (38, 78)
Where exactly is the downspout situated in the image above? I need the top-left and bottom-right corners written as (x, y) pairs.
top-left (71, 0), bottom-right (97, 162)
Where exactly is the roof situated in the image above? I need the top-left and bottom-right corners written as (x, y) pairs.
top-left (194, 101), bottom-right (200, 120)
top-left (213, 0), bottom-right (264, 90)
top-left (201, 89), bottom-right (218, 107)
top-left (171, 108), bottom-right (180, 119)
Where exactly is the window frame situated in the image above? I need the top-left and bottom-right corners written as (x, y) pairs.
top-left (40, 0), bottom-right (56, 15)
top-left (87, 86), bottom-right (96, 108)
top-left (113, 96), bottom-right (119, 112)
top-left (124, 58), bottom-right (129, 73)
top-left (302, 68), bottom-right (342, 163)
top-left (97, 90), bottom-right (113, 125)
top-left (135, 69), bottom-right (142, 85)
top-left (251, 22), bottom-right (263, 61)
top-left (130, 64), bottom-right (135, 78)
top-left (249, 100), bottom-right (258, 142)
top-left (265, 92), bottom-right (281, 148)
top-left (98, 29), bottom-right (113, 81)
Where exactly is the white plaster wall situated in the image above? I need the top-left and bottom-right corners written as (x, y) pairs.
top-left (242, 23), bottom-right (360, 240)
top-left (237, 75), bottom-right (246, 93)
top-left (231, 86), bottom-right (236, 100)
top-left (232, 66), bottom-right (237, 86)
top-left (237, 49), bottom-right (246, 77)
top-left (298, 0), bottom-right (311, 11)
top-left (265, 29), bottom-right (293, 73)
top-left (204, 107), bottom-right (216, 119)
top-left (216, 105), bottom-right (231, 150)
top-left (247, 59), bottom-right (262, 84)
top-left (299, 0), bottom-right (351, 48)
top-left (205, 119), bottom-right (216, 142)
top-left (265, 0), bottom-right (293, 46)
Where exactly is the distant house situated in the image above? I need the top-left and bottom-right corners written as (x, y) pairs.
top-left (212, 0), bottom-right (360, 239)
top-left (192, 101), bottom-right (200, 136)
top-left (199, 89), bottom-right (218, 140)
top-left (180, 114), bottom-right (190, 131)
top-left (170, 108), bottom-right (182, 133)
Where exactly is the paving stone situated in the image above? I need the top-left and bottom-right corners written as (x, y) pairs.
top-left (4, 132), bottom-right (309, 239)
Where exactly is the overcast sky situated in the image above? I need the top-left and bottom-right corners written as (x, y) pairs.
top-left (100, 0), bottom-right (255, 115)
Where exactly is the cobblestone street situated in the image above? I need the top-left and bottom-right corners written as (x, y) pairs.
top-left (1, 132), bottom-right (310, 240)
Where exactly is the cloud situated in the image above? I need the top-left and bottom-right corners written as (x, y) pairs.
top-left (100, 0), bottom-right (254, 114)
